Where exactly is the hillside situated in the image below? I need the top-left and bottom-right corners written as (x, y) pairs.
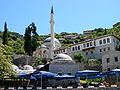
top-left (0, 22), bottom-right (120, 57)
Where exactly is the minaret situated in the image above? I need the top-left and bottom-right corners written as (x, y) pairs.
top-left (50, 6), bottom-right (55, 60)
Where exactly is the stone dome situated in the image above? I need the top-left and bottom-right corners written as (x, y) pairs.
top-left (43, 37), bottom-right (61, 49)
top-left (37, 65), bottom-right (44, 69)
top-left (23, 65), bottom-right (33, 70)
top-left (54, 54), bottom-right (73, 61)
top-left (44, 37), bottom-right (60, 44)
top-left (12, 65), bottom-right (19, 71)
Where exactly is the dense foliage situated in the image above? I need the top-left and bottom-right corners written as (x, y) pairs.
top-left (74, 52), bottom-right (88, 62)
top-left (0, 54), bottom-right (15, 78)
top-left (24, 22), bottom-right (39, 56)
top-left (34, 58), bottom-right (48, 66)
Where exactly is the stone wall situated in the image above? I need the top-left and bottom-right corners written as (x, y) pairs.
top-left (102, 50), bottom-right (120, 72)
top-left (12, 55), bottom-right (36, 66)
top-left (49, 61), bottom-right (80, 75)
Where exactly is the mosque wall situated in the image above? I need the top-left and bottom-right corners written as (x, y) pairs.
top-left (49, 62), bottom-right (80, 75)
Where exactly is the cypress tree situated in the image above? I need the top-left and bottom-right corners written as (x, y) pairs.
top-left (104, 28), bottom-right (107, 35)
top-left (24, 23), bottom-right (38, 56)
top-left (2, 22), bottom-right (8, 45)
top-left (24, 27), bottom-right (32, 55)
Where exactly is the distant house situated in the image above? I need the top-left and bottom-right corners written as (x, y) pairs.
top-left (64, 35), bottom-right (77, 39)
top-left (83, 30), bottom-right (94, 36)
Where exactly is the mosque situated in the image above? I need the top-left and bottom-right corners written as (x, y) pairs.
top-left (12, 7), bottom-right (80, 75)
top-left (33, 7), bottom-right (80, 75)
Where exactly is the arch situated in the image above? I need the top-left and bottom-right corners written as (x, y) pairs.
top-left (103, 39), bottom-right (106, 44)
top-left (107, 38), bottom-right (110, 43)
top-left (99, 40), bottom-right (102, 45)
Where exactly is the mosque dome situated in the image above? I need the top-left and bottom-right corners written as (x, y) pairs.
top-left (44, 37), bottom-right (60, 44)
top-left (37, 65), bottom-right (44, 69)
top-left (43, 37), bottom-right (61, 49)
top-left (54, 54), bottom-right (73, 61)
top-left (12, 65), bottom-right (19, 71)
top-left (23, 65), bottom-right (34, 70)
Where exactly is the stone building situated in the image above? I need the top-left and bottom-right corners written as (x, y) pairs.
top-left (33, 6), bottom-right (120, 73)
top-left (49, 54), bottom-right (80, 75)
top-left (102, 50), bottom-right (120, 72)
top-left (54, 34), bottom-right (120, 72)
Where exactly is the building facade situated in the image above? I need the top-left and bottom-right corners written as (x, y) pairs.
top-left (54, 34), bottom-right (120, 72)
top-left (102, 51), bottom-right (120, 72)
top-left (33, 7), bottom-right (120, 72)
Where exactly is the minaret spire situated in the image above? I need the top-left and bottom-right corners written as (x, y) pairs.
top-left (51, 6), bottom-right (54, 13)
top-left (50, 6), bottom-right (55, 60)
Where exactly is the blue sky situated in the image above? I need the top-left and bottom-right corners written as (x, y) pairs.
top-left (0, 0), bottom-right (120, 35)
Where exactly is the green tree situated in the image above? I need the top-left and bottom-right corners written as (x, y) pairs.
top-left (104, 28), bottom-right (107, 35)
top-left (0, 54), bottom-right (14, 78)
top-left (74, 52), bottom-right (87, 62)
top-left (34, 58), bottom-right (47, 66)
top-left (24, 27), bottom-right (32, 55)
top-left (24, 22), bottom-right (39, 56)
top-left (2, 22), bottom-right (8, 45)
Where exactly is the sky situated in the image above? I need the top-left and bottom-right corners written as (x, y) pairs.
top-left (0, 0), bottom-right (120, 35)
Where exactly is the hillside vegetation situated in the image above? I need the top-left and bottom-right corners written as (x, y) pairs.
top-left (0, 23), bottom-right (120, 56)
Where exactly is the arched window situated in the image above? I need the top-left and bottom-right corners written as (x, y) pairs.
top-left (87, 43), bottom-right (89, 47)
top-left (99, 40), bottom-right (102, 45)
top-left (78, 46), bottom-right (80, 50)
top-left (90, 42), bottom-right (92, 46)
top-left (107, 38), bottom-right (110, 43)
top-left (75, 46), bottom-right (77, 50)
top-left (103, 39), bottom-right (106, 44)
top-left (72, 47), bottom-right (75, 51)
top-left (83, 44), bottom-right (86, 48)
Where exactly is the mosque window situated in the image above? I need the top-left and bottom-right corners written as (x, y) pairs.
top-left (107, 38), bottom-right (110, 43)
top-left (99, 40), bottom-right (102, 45)
top-left (90, 42), bottom-right (92, 46)
top-left (103, 39), bottom-right (106, 44)
top-left (83, 44), bottom-right (86, 48)
top-left (87, 43), bottom-right (89, 47)
top-left (78, 46), bottom-right (80, 50)
top-left (115, 57), bottom-right (118, 62)
top-left (72, 47), bottom-right (75, 51)
top-left (106, 58), bottom-right (110, 63)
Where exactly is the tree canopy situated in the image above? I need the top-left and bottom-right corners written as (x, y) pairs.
top-left (74, 52), bottom-right (87, 62)
top-left (24, 22), bottom-right (39, 56)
